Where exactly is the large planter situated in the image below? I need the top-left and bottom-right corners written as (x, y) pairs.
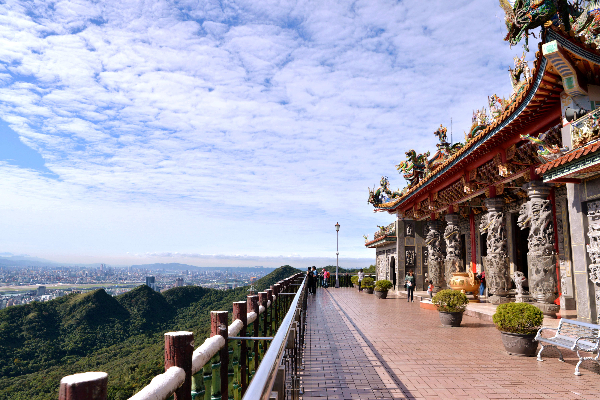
top-left (500, 332), bottom-right (538, 356)
top-left (439, 311), bottom-right (463, 327)
top-left (374, 290), bottom-right (388, 299)
top-left (364, 287), bottom-right (374, 294)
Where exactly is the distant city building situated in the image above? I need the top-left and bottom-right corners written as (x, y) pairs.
top-left (145, 276), bottom-right (156, 291)
top-left (36, 286), bottom-right (46, 296)
top-left (175, 277), bottom-right (184, 287)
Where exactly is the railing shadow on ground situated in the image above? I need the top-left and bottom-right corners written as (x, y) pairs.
top-left (58, 273), bottom-right (306, 400)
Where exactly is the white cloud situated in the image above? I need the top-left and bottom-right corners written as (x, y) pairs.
top-left (0, 0), bottom-right (537, 265)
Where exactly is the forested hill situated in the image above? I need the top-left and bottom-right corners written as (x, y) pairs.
top-left (0, 265), bottom-right (300, 400)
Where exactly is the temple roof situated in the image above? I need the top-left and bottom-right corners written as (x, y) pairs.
top-left (373, 26), bottom-right (600, 217)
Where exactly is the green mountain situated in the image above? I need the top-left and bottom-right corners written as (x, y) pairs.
top-left (0, 266), bottom-right (301, 400)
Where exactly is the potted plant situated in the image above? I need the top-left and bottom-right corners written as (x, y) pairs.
top-left (351, 275), bottom-right (359, 288)
top-left (432, 289), bottom-right (469, 327)
top-left (361, 277), bottom-right (374, 294)
top-left (374, 280), bottom-right (393, 299)
top-left (493, 302), bottom-right (543, 357)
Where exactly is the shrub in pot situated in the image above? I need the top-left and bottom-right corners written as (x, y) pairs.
top-left (493, 302), bottom-right (543, 356)
top-left (374, 280), bottom-right (393, 299)
top-left (361, 277), bottom-right (375, 294)
top-left (351, 275), bottom-right (359, 288)
top-left (432, 289), bottom-right (469, 327)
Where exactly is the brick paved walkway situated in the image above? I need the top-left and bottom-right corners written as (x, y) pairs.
top-left (301, 288), bottom-right (600, 400)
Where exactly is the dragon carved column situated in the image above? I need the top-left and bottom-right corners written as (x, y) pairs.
top-left (586, 200), bottom-right (600, 322)
top-left (518, 182), bottom-right (559, 316)
top-left (426, 220), bottom-right (445, 292)
top-left (480, 197), bottom-right (511, 304)
top-left (444, 214), bottom-right (462, 285)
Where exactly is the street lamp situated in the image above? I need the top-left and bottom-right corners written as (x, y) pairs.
top-left (335, 222), bottom-right (340, 288)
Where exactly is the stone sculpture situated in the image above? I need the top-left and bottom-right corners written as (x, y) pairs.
top-left (586, 199), bottom-right (600, 319)
top-left (480, 197), bottom-right (511, 304)
top-left (444, 214), bottom-right (462, 285)
top-left (513, 271), bottom-right (529, 303)
top-left (518, 182), bottom-right (558, 315)
top-left (426, 220), bottom-right (444, 291)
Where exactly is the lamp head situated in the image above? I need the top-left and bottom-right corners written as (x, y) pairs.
top-left (335, 222), bottom-right (340, 232)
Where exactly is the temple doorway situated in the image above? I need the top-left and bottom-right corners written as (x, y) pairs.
top-left (480, 232), bottom-right (488, 271)
top-left (513, 213), bottom-right (529, 282)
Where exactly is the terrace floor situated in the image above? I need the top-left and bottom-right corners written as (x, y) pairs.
top-left (300, 287), bottom-right (600, 400)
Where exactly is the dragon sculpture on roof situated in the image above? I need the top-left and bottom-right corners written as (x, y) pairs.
top-left (499, 0), bottom-right (571, 51)
top-left (396, 150), bottom-right (430, 189)
top-left (428, 125), bottom-right (463, 171)
top-left (508, 52), bottom-right (531, 101)
top-left (465, 108), bottom-right (489, 143)
top-left (368, 176), bottom-right (403, 206)
top-left (572, 1), bottom-right (600, 46)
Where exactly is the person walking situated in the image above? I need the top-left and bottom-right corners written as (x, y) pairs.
top-left (405, 269), bottom-right (415, 302)
top-left (427, 280), bottom-right (434, 300)
top-left (357, 269), bottom-right (365, 291)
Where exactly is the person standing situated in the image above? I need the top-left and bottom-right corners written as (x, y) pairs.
top-left (479, 270), bottom-right (486, 298)
top-left (357, 269), bottom-right (365, 291)
top-left (405, 269), bottom-right (415, 302)
top-left (307, 267), bottom-right (314, 294)
top-left (427, 280), bottom-right (434, 300)
top-left (311, 266), bottom-right (318, 294)
top-left (323, 268), bottom-right (330, 288)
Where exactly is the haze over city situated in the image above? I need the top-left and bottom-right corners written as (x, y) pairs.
top-left (0, 0), bottom-right (531, 267)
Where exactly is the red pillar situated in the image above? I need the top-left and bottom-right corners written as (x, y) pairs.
top-left (470, 211), bottom-right (477, 273)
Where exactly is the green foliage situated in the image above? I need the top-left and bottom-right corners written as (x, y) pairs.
top-left (361, 277), bottom-right (374, 289)
top-left (432, 289), bottom-right (469, 312)
top-left (374, 280), bottom-right (393, 292)
top-left (492, 302), bottom-right (544, 334)
top-left (0, 266), bottom-right (300, 400)
top-left (350, 275), bottom-right (359, 285)
top-left (364, 265), bottom-right (376, 274)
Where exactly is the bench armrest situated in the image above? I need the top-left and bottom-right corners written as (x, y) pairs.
top-left (535, 327), bottom-right (557, 340)
top-left (572, 336), bottom-right (600, 351)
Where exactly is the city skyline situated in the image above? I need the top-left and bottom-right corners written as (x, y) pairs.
top-left (0, 1), bottom-right (532, 265)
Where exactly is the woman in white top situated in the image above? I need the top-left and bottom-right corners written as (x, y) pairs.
top-left (357, 269), bottom-right (365, 291)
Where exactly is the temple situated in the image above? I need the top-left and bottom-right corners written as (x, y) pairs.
top-left (366, 1), bottom-right (600, 323)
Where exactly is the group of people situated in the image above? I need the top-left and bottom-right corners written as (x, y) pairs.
top-left (306, 266), bottom-right (331, 294)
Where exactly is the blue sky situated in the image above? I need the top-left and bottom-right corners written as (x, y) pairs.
top-left (0, 0), bottom-right (537, 268)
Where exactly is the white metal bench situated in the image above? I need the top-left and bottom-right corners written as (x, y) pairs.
top-left (535, 318), bottom-right (600, 375)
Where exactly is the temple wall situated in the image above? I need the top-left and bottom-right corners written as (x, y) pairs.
top-left (375, 244), bottom-right (396, 283)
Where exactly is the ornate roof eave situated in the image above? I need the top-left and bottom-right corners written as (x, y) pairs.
top-left (365, 235), bottom-right (396, 248)
top-left (374, 27), bottom-right (600, 215)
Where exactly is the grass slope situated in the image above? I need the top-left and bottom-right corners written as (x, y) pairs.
top-left (0, 266), bottom-right (300, 400)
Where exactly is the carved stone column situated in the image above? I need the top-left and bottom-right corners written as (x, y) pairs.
top-left (585, 200), bottom-right (600, 321)
top-left (426, 220), bottom-right (444, 291)
top-left (481, 197), bottom-right (511, 304)
top-left (518, 181), bottom-right (559, 315)
top-left (444, 214), bottom-right (462, 285)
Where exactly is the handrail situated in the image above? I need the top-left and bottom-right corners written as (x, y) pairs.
top-left (242, 275), bottom-right (306, 400)
top-left (58, 273), bottom-right (303, 400)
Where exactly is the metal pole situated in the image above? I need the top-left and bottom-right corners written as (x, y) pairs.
top-left (335, 229), bottom-right (339, 288)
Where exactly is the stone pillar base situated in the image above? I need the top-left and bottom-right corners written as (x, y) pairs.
top-left (430, 260), bottom-right (445, 292)
top-left (444, 258), bottom-right (461, 286)
top-left (534, 302), bottom-right (560, 316)
top-left (515, 294), bottom-right (533, 303)
top-left (527, 254), bottom-right (558, 304)
top-left (488, 295), bottom-right (511, 305)
top-left (484, 254), bottom-right (510, 302)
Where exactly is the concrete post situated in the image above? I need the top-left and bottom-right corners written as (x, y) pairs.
top-left (59, 372), bottom-right (108, 400)
top-left (164, 331), bottom-right (194, 400)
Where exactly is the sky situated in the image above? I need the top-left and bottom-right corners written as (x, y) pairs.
top-left (0, 0), bottom-right (539, 269)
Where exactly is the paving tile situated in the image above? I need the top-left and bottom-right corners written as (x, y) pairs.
top-left (300, 288), bottom-right (600, 400)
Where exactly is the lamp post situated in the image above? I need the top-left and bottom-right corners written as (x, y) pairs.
top-left (335, 222), bottom-right (340, 288)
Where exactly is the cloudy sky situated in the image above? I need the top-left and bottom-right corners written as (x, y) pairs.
top-left (0, 0), bottom-right (536, 268)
